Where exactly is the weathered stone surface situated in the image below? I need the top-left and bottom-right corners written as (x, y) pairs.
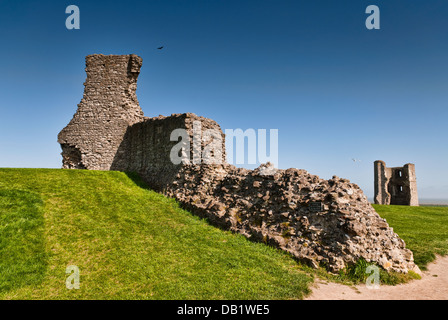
top-left (58, 54), bottom-right (145, 170)
top-left (111, 112), bottom-right (226, 191)
top-left (58, 54), bottom-right (420, 274)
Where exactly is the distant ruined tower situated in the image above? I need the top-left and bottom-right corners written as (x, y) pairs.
top-left (374, 161), bottom-right (418, 206)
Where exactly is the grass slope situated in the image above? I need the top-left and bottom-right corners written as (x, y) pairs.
top-left (1, 168), bottom-right (447, 299)
top-left (0, 168), bottom-right (312, 300)
top-left (373, 204), bottom-right (448, 270)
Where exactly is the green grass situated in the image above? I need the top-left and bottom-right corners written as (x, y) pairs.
top-left (2, 168), bottom-right (448, 299)
top-left (0, 168), bottom-right (312, 300)
top-left (338, 258), bottom-right (420, 285)
top-left (373, 204), bottom-right (448, 270)
top-left (0, 188), bottom-right (47, 292)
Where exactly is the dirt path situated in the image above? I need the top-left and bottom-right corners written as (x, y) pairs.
top-left (306, 256), bottom-right (448, 300)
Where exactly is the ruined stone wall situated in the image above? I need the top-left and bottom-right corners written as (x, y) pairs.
top-left (163, 162), bottom-right (419, 273)
top-left (111, 113), bottom-right (226, 191)
top-left (58, 54), bottom-right (420, 274)
top-left (58, 54), bottom-right (145, 170)
top-left (374, 161), bottom-right (418, 206)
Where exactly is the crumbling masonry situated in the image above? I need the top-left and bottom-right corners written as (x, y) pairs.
top-left (58, 54), bottom-right (421, 274)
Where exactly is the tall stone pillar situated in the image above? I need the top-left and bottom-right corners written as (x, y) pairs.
top-left (374, 160), bottom-right (391, 205)
top-left (58, 54), bottom-right (145, 170)
top-left (404, 163), bottom-right (419, 206)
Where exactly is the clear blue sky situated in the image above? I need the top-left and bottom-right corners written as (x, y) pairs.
top-left (1, 0), bottom-right (447, 199)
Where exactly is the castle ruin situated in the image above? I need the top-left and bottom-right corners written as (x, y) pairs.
top-left (374, 161), bottom-right (418, 206)
top-left (58, 54), bottom-right (421, 274)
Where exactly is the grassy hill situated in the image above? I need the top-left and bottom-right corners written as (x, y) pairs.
top-left (0, 168), bottom-right (447, 299)
top-left (373, 204), bottom-right (448, 269)
top-left (0, 168), bottom-right (313, 300)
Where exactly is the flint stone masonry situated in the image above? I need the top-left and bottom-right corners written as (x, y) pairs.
top-left (111, 113), bottom-right (226, 191)
top-left (58, 54), bottom-right (421, 274)
top-left (58, 54), bottom-right (145, 170)
top-left (374, 161), bottom-right (418, 206)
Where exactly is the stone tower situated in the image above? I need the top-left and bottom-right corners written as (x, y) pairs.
top-left (58, 54), bottom-right (145, 170)
top-left (374, 160), bottom-right (418, 206)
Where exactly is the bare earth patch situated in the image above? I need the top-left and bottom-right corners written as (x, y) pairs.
top-left (306, 256), bottom-right (448, 300)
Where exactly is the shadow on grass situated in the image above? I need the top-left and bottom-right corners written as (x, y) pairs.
top-left (0, 188), bottom-right (48, 293)
top-left (123, 172), bottom-right (153, 191)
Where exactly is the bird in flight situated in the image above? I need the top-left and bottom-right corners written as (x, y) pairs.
top-left (352, 158), bottom-right (362, 163)
top-left (157, 46), bottom-right (164, 50)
